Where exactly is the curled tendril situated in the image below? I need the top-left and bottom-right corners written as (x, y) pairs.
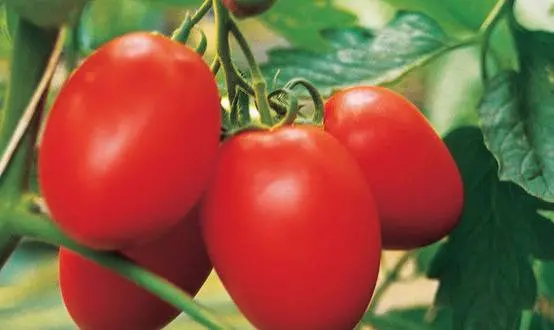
top-left (283, 78), bottom-right (325, 125)
top-left (268, 88), bottom-right (299, 128)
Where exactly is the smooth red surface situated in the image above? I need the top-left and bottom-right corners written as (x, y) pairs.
top-left (222, 0), bottom-right (276, 18)
top-left (324, 86), bottom-right (464, 250)
top-left (59, 206), bottom-right (212, 330)
top-left (202, 126), bottom-right (381, 330)
top-left (38, 32), bottom-right (221, 250)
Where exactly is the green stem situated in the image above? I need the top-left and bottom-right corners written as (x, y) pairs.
top-left (228, 21), bottom-right (273, 126)
top-left (364, 251), bottom-right (416, 318)
top-left (194, 29), bottom-right (208, 55)
top-left (213, 0), bottom-right (238, 105)
top-left (0, 18), bottom-right (58, 273)
top-left (235, 75), bottom-right (288, 115)
top-left (210, 57), bottom-right (221, 75)
top-left (10, 203), bottom-right (232, 330)
top-left (171, 0), bottom-right (213, 43)
top-left (478, 0), bottom-right (508, 81)
top-left (0, 19), bottom-right (58, 199)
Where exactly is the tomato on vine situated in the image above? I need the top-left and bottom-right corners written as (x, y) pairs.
top-left (38, 32), bottom-right (221, 250)
top-left (202, 125), bottom-right (381, 330)
top-left (324, 86), bottom-right (464, 250)
top-left (59, 205), bottom-right (212, 330)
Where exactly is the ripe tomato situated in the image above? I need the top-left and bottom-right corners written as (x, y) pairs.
top-left (202, 126), bottom-right (381, 330)
top-left (59, 206), bottom-right (212, 330)
top-left (222, 0), bottom-right (276, 18)
top-left (39, 32), bottom-right (221, 250)
top-left (324, 86), bottom-right (464, 250)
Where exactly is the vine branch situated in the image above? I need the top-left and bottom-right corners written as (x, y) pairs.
top-left (10, 200), bottom-right (232, 330)
top-left (478, 0), bottom-right (508, 81)
top-left (363, 251), bottom-right (417, 319)
top-left (0, 28), bottom-right (66, 182)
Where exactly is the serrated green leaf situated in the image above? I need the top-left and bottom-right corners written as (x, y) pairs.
top-left (367, 306), bottom-right (452, 330)
top-left (477, 24), bottom-right (554, 203)
top-left (430, 127), bottom-right (539, 330)
top-left (258, 0), bottom-right (357, 52)
top-left (382, 0), bottom-right (517, 70)
top-left (261, 11), bottom-right (468, 96)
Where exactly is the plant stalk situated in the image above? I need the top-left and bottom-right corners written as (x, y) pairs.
top-left (11, 202), bottom-right (232, 330)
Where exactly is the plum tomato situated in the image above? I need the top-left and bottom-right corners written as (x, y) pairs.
top-left (324, 86), bottom-right (464, 250)
top-left (38, 32), bottom-right (221, 250)
top-left (202, 125), bottom-right (381, 330)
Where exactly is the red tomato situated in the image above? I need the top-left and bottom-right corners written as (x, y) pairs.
top-left (222, 0), bottom-right (276, 18)
top-left (59, 206), bottom-right (212, 330)
top-left (38, 32), bottom-right (221, 250)
top-left (202, 126), bottom-right (381, 330)
top-left (324, 86), bottom-right (464, 250)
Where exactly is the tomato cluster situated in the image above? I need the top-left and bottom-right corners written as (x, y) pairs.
top-left (38, 28), bottom-right (463, 330)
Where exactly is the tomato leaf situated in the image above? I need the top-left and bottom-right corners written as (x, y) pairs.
top-left (414, 242), bottom-right (443, 276)
top-left (477, 24), bottom-right (554, 203)
top-left (258, 0), bottom-right (357, 52)
top-left (530, 211), bottom-right (554, 261)
top-left (382, 0), bottom-right (517, 70)
top-left (366, 306), bottom-right (452, 330)
top-left (261, 11), bottom-right (464, 95)
top-left (429, 126), bottom-right (539, 330)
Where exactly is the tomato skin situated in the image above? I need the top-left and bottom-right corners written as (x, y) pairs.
top-left (59, 206), bottom-right (212, 330)
top-left (202, 126), bottom-right (381, 330)
top-left (38, 32), bottom-right (221, 250)
top-left (324, 86), bottom-right (464, 250)
top-left (222, 0), bottom-right (276, 18)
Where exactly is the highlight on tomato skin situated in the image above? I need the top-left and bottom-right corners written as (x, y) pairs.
top-left (324, 85), bottom-right (464, 250)
top-left (58, 205), bottom-right (212, 330)
top-left (38, 31), bottom-right (221, 251)
top-left (201, 125), bottom-right (382, 330)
